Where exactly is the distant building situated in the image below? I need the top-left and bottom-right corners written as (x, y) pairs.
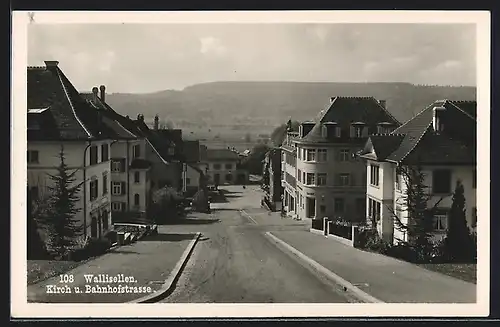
top-left (200, 147), bottom-right (248, 185)
top-left (359, 99), bottom-right (477, 244)
top-left (281, 96), bottom-right (400, 221)
top-left (262, 147), bottom-right (283, 211)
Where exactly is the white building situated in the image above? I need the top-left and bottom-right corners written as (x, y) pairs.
top-left (199, 147), bottom-right (248, 185)
top-left (27, 61), bottom-right (116, 240)
top-left (282, 97), bottom-right (400, 221)
top-left (359, 100), bottom-right (477, 244)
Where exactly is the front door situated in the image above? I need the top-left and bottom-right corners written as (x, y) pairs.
top-left (91, 216), bottom-right (98, 238)
top-left (306, 197), bottom-right (316, 218)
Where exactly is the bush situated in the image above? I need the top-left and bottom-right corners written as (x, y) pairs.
top-left (69, 238), bottom-right (112, 261)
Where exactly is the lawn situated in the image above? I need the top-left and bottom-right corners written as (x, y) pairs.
top-left (418, 263), bottom-right (477, 284)
top-left (27, 260), bottom-right (85, 285)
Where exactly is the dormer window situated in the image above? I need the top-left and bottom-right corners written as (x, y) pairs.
top-left (377, 122), bottom-right (394, 134)
top-left (350, 122), bottom-right (366, 138)
top-left (433, 106), bottom-right (446, 133)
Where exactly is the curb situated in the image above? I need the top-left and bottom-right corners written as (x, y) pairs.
top-left (128, 232), bottom-right (201, 303)
top-left (264, 231), bottom-right (384, 304)
top-left (239, 210), bottom-right (258, 225)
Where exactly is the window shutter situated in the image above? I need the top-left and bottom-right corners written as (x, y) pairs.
top-left (362, 126), bottom-right (369, 137)
top-left (120, 159), bottom-right (126, 172)
top-left (350, 125), bottom-right (355, 138)
top-left (121, 182), bottom-right (126, 195)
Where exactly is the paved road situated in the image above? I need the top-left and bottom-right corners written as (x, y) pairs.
top-left (160, 185), bottom-right (352, 303)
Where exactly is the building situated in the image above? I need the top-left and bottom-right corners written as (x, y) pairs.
top-left (200, 147), bottom-right (248, 185)
top-left (27, 61), bottom-right (118, 240)
top-left (80, 88), bottom-right (152, 220)
top-left (262, 147), bottom-right (283, 211)
top-left (182, 140), bottom-right (207, 196)
top-left (358, 100), bottom-right (477, 244)
top-left (281, 131), bottom-right (299, 218)
top-left (282, 97), bottom-right (400, 221)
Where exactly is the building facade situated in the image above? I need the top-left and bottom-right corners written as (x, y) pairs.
top-left (27, 61), bottom-right (116, 240)
top-left (282, 97), bottom-right (400, 221)
top-left (200, 147), bottom-right (249, 185)
top-left (262, 147), bottom-right (283, 211)
top-left (359, 100), bottom-right (477, 244)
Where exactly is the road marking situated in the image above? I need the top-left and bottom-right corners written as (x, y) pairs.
top-left (240, 210), bottom-right (258, 225)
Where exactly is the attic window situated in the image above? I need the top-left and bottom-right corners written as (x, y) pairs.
top-left (377, 122), bottom-right (394, 134)
top-left (28, 108), bottom-right (49, 114)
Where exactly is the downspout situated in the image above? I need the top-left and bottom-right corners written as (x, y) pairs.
top-left (83, 141), bottom-right (91, 239)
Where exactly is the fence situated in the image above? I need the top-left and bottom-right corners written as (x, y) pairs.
top-left (310, 217), bottom-right (368, 248)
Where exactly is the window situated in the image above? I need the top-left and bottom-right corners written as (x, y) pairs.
top-left (306, 149), bottom-right (316, 161)
top-left (472, 169), bottom-right (476, 189)
top-left (368, 198), bottom-right (381, 222)
top-left (90, 179), bottom-right (98, 201)
top-left (354, 126), bottom-right (363, 138)
top-left (111, 202), bottom-right (123, 212)
top-left (370, 164), bottom-right (379, 186)
top-left (225, 163), bottom-right (233, 170)
top-left (339, 173), bottom-right (350, 186)
top-left (90, 146), bottom-right (98, 165)
top-left (297, 148), bottom-right (301, 160)
top-left (27, 150), bottom-right (39, 163)
top-left (302, 171), bottom-right (306, 182)
top-left (168, 146), bottom-right (175, 156)
top-left (112, 182), bottom-right (122, 195)
top-left (340, 149), bottom-right (350, 162)
top-left (133, 145), bottom-right (141, 158)
top-left (320, 205), bottom-right (326, 214)
top-left (102, 210), bottom-right (109, 230)
top-left (433, 210), bottom-right (448, 231)
top-left (102, 173), bottom-right (108, 195)
top-left (335, 127), bottom-right (342, 138)
top-left (134, 171), bottom-right (140, 183)
top-left (395, 168), bottom-right (402, 191)
top-left (317, 149), bottom-right (327, 162)
top-left (317, 173), bottom-right (327, 186)
top-left (101, 144), bottom-right (109, 161)
top-left (356, 198), bottom-right (365, 215)
top-left (226, 174), bottom-right (233, 182)
top-left (280, 171), bottom-right (284, 181)
top-left (111, 160), bottom-right (122, 172)
top-left (472, 207), bottom-right (477, 228)
top-left (306, 173), bottom-right (315, 185)
top-left (213, 163), bottom-right (221, 170)
top-left (134, 194), bottom-right (140, 206)
top-left (432, 169), bottom-right (452, 194)
top-left (334, 198), bottom-right (345, 213)
top-left (297, 169), bottom-right (302, 182)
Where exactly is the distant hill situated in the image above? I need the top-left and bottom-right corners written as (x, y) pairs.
top-left (105, 81), bottom-right (476, 130)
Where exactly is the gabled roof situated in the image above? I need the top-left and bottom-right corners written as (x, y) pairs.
top-left (183, 140), bottom-right (201, 163)
top-left (132, 119), bottom-right (170, 165)
top-left (360, 99), bottom-right (476, 165)
top-left (201, 148), bottom-right (240, 161)
top-left (299, 97), bottom-right (400, 143)
top-left (80, 93), bottom-right (136, 140)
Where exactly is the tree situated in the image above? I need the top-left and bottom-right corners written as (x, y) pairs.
top-left (192, 189), bottom-right (210, 213)
top-left (443, 180), bottom-right (475, 263)
top-left (391, 164), bottom-right (443, 262)
top-left (240, 143), bottom-right (271, 175)
top-left (27, 187), bottom-right (48, 259)
top-left (44, 145), bottom-right (83, 258)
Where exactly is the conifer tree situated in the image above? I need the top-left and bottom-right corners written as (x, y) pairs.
top-left (45, 145), bottom-right (83, 257)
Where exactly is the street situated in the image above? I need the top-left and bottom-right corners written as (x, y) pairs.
top-left (160, 185), bottom-right (353, 303)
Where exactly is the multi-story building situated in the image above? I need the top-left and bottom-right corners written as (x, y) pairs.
top-left (262, 147), bottom-right (283, 211)
top-left (199, 147), bottom-right (249, 185)
top-left (283, 97), bottom-right (400, 221)
top-left (280, 131), bottom-right (299, 217)
top-left (27, 61), bottom-right (119, 240)
top-left (80, 87), bottom-right (152, 219)
top-left (358, 99), bottom-right (477, 244)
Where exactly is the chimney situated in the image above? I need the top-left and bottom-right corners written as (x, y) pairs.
top-left (433, 106), bottom-right (446, 133)
top-left (92, 87), bottom-right (99, 103)
top-left (378, 99), bottom-right (386, 109)
top-left (154, 115), bottom-right (159, 130)
top-left (99, 85), bottom-right (106, 103)
top-left (44, 60), bottom-right (59, 67)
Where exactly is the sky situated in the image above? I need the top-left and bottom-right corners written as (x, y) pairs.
top-left (28, 23), bottom-right (476, 93)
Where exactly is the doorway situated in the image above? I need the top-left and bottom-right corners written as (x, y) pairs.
top-left (306, 197), bottom-right (316, 218)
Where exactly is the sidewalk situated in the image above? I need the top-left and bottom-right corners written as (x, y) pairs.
top-left (27, 230), bottom-right (198, 303)
top-left (270, 230), bottom-right (476, 303)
